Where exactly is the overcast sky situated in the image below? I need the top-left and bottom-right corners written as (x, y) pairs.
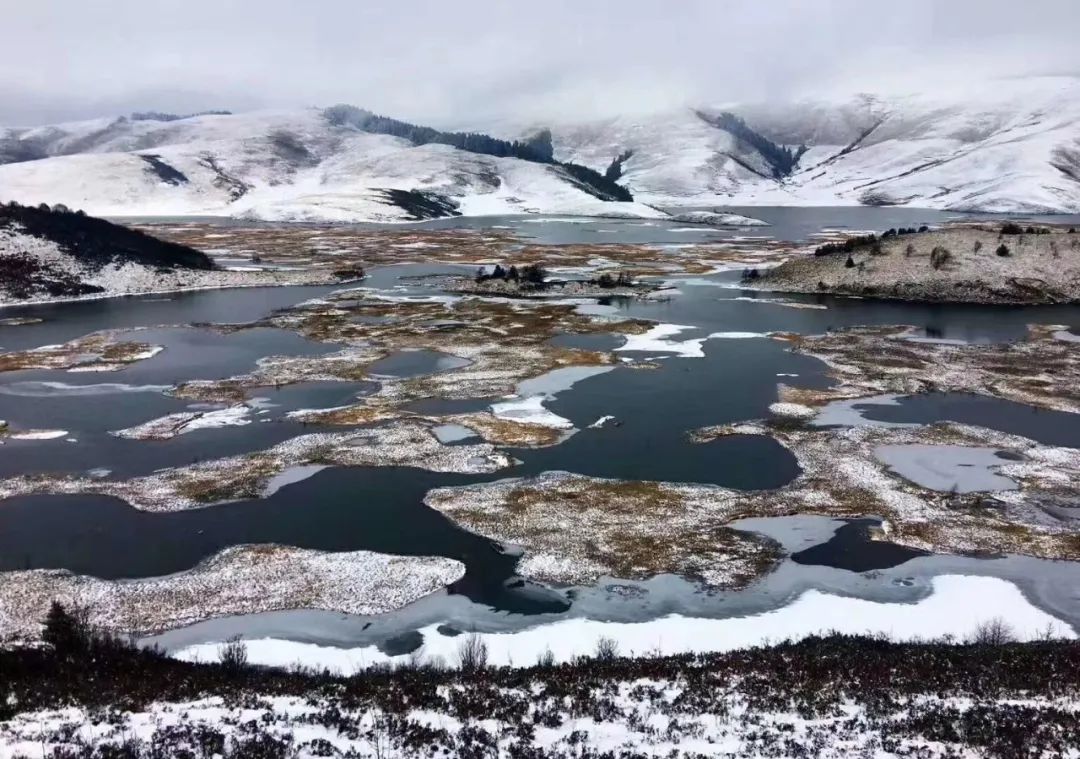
top-left (2, 0), bottom-right (1079, 126)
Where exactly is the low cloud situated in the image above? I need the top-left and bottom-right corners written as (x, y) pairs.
top-left (2, 0), bottom-right (1078, 126)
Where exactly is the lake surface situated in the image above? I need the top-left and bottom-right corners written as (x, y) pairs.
top-left (2, 209), bottom-right (1079, 647)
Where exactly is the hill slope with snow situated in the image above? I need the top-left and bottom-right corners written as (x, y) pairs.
top-left (495, 77), bottom-right (1080, 214)
top-left (0, 110), bottom-right (662, 223)
top-left (0, 203), bottom-right (216, 301)
top-left (1, 77), bottom-right (1079, 220)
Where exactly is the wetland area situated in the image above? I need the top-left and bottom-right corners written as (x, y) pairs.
top-left (2, 207), bottom-right (1079, 666)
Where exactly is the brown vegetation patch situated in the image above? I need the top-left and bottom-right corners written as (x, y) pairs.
top-left (0, 331), bottom-right (162, 373)
top-left (426, 473), bottom-right (783, 588)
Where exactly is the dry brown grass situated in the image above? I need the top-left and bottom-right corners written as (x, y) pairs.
top-left (168, 455), bottom-right (281, 504)
top-left (292, 405), bottom-right (401, 427)
top-left (441, 414), bottom-right (564, 447)
top-left (0, 334), bottom-right (160, 373)
top-left (432, 475), bottom-right (784, 588)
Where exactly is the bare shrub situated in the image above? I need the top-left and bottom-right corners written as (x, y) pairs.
top-left (996, 243), bottom-right (1011, 257)
top-left (1035, 623), bottom-right (1063, 642)
top-left (536, 647), bottom-right (556, 668)
top-left (403, 645), bottom-right (426, 671)
top-left (869, 242), bottom-right (885, 256)
top-left (905, 243), bottom-right (916, 257)
top-left (456, 634), bottom-right (488, 674)
top-left (973, 240), bottom-right (983, 253)
top-left (969, 617), bottom-right (1016, 645)
top-left (930, 246), bottom-right (952, 270)
top-left (594, 636), bottom-right (620, 662)
top-left (218, 634), bottom-right (248, 673)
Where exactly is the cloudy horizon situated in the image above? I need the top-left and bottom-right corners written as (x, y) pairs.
top-left (3, 0), bottom-right (1079, 127)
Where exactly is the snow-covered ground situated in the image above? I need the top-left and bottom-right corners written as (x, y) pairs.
top-left (6, 626), bottom-right (1078, 758)
top-left (3, 76), bottom-right (1080, 220)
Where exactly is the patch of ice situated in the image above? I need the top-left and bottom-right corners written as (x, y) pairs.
top-left (664, 278), bottom-right (742, 289)
top-left (9, 429), bottom-right (68, 440)
top-left (519, 217), bottom-right (595, 224)
top-left (573, 302), bottom-right (620, 317)
top-left (812, 394), bottom-right (916, 428)
top-left (490, 365), bottom-right (614, 430)
top-left (729, 296), bottom-right (828, 310)
top-left (876, 444), bottom-right (1019, 493)
top-left (617, 324), bottom-right (709, 357)
top-left (179, 405), bottom-right (252, 432)
top-left (128, 346), bottom-right (164, 361)
top-left (432, 424), bottom-right (478, 443)
top-left (515, 365), bottom-right (613, 398)
top-left (588, 415), bottom-right (616, 429)
top-left (707, 331), bottom-right (768, 339)
top-left (111, 404), bottom-right (252, 439)
top-left (0, 381), bottom-right (170, 397)
top-left (490, 396), bottom-right (573, 429)
top-left (262, 465), bottom-right (329, 497)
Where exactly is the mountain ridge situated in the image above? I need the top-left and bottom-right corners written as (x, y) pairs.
top-left (1, 77), bottom-right (1078, 221)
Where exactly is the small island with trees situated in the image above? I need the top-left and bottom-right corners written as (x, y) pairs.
top-left (434, 262), bottom-right (661, 299)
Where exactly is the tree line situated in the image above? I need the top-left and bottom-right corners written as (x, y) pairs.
top-left (697, 110), bottom-right (807, 179)
top-left (324, 105), bottom-right (633, 202)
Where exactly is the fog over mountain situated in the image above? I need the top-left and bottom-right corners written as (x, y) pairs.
top-left (2, 0), bottom-right (1078, 126)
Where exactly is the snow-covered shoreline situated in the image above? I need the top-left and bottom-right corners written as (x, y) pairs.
top-left (171, 574), bottom-right (1074, 671)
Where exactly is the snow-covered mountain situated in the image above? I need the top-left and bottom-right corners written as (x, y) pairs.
top-left (0, 110), bottom-right (663, 222)
top-left (527, 77), bottom-right (1080, 214)
top-left (1, 77), bottom-right (1079, 221)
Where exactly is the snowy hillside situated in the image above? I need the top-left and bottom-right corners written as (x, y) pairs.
top-left (0, 110), bottom-right (663, 223)
top-left (493, 76), bottom-right (1080, 214)
top-left (0, 203), bottom-right (220, 302)
top-left (1, 77), bottom-right (1079, 219)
